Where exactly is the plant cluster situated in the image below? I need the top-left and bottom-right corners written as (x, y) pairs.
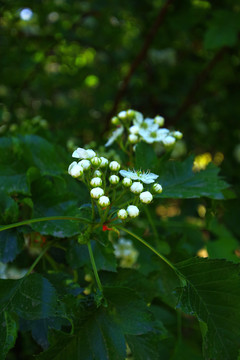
top-left (0, 110), bottom-right (239, 360)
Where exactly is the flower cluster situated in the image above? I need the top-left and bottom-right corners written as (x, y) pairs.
top-left (105, 109), bottom-right (183, 148)
top-left (113, 238), bottom-right (139, 268)
top-left (68, 147), bottom-right (163, 223)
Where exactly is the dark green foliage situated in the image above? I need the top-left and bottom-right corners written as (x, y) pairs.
top-left (1, 0), bottom-right (240, 359)
top-left (177, 258), bottom-right (240, 360)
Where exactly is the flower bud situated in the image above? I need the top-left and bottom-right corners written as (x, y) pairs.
top-left (152, 183), bottom-right (162, 194)
top-left (140, 191), bottom-right (153, 204)
top-left (122, 177), bottom-right (132, 187)
top-left (111, 116), bottom-right (120, 125)
top-left (90, 177), bottom-right (102, 187)
top-left (127, 205), bottom-right (139, 218)
top-left (117, 209), bottom-right (128, 220)
top-left (128, 134), bottom-right (138, 144)
top-left (90, 187), bottom-right (104, 199)
top-left (109, 175), bottom-right (120, 184)
top-left (100, 157), bottom-right (109, 168)
top-left (154, 115), bottom-right (165, 126)
top-left (126, 109), bottom-right (135, 119)
top-left (130, 182), bottom-right (144, 194)
top-left (94, 169), bottom-right (102, 177)
top-left (118, 111), bottom-right (127, 120)
top-left (68, 162), bottom-right (83, 178)
top-left (109, 161), bottom-right (120, 171)
top-left (162, 136), bottom-right (176, 146)
top-left (86, 149), bottom-right (96, 159)
top-left (98, 195), bottom-right (110, 207)
top-left (129, 125), bottom-right (140, 134)
top-left (79, 159), bottom-right (91, 170)
top-left (173, 131), bottom-right (183, 140)
top-left (91, 156), bottom-right (102, 167)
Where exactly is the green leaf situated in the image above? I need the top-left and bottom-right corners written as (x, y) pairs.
top-left (66, 240), bottom-right (117, 272)
top-left (206, 218), bottom-right (239, 262)
top-left (103, 286), bottom-right (154, 335)
top-left (176, 258), bottom-right (240, 360)
top-left (36, 309), bottom-right (126, 360)
top-left (204, 11), bottom-right (240, 50)
top-left (155, 156), bottom-right (229, 199)
top-left (135, 142), bottom-right (158, 171)
top-left (0, 194), bottom-right (19, 224)
top-left (0, 229), bottom-right (24, 263)
top-left (0, 311), bottom-right (18, 360)
top-left (0, 273), bottom-right (62, 320)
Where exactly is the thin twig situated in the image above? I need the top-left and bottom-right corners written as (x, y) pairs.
top-left (105, 0), bottom-right (174, 129)
top-left (171, 46), bottom-right (228, 123)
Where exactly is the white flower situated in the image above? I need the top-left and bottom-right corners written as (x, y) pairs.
top-left (91, 156), bottom-right (102, 167)
top-left (72, 147), bottom-right (96, 159)
top-left (68, 162), bottom-right (83, 178)
top-left (120, 169), bottom-right (158, 184)
top-left (154, 115), bottom-right (165, 126)
top-left (117, 209), bottom-right (128, 220)
top-left (139, 127), bottom-right (169, 144)
top-left (172, 131), bottom-right (183, 140)
top-left (98, 195), bottom-right (110, 207)
top-left (99, 157), bottom-right (109, 168)
top-left (90, 177), bottom-right (102, 187)
top-left (128, 134), bottom-right (138, 144)
top-left (162, 135), bottom-right (176, 146)
top-left (130, 182), bottom-right (144, 194)
top-left (105, 126), bottom-right (124, 147)
top-left (152, 183), bottom-right (163, 193)
top-left (94, 169), bottom-right (102, 177)
top-left (79, 159), bottom-right (91, 170)
top-left (90, 187), bottom-right (104, 199)
top-left (122, 177), bottom-right (132, 187)
top-left (139, 191), bottom-right (153, 204)
top-left (129, 125), bottom-right (140, 134)
top-left (109, 175), bottom-right (120, 184)
top-left (127, 205), bottom-right (139, 218)
top-left (109, 161), bottom-right (121, 171)
top-left (133, 111), bottom-right (144, 126)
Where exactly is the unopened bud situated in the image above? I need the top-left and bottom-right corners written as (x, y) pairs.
top-left (128, 134), bottom-right (138, 144)
top-left (154, 115), bottom-right (165, 126)
top-left (130, 181), bottom-right (144, 194)
top-left (109, 175), bottom-right (120, 184)
top-left (162, 136), bottom-right (176, 146)
top-left (79, 159), bottom-right (91, 170)
top-left (90, 177), bottom-right (102, 187)
top-left (94, 169), bottom-right (102, 177)
top-left (98, 195), bottom-right (110, 207)
top-left (173, 131), bottom-right (183, 140)
top-left (111, 116), bottom-right (120, 125)
top-left (68, 162), bottom-right (83, 178)
top-left (152, 183), bottom-right (162, 194)
top-left (90, 187), bottom-right (104, 199)
top-left (100, 157), bottom-right (109, 168)
top-left (91, 156), bottom-right (102, 167)
top-left (86, 149), bottom-right (96, 159)
top-left (127, 205), bottom-right (139, 218)
top-left (122, 177), bottom-right (132, 187)
top-left (139, 191), bottom-right (153, 204)
top-left (117, 209), bottom-right (128, 220)
top-left (109, 161), bottom-right (120, 171)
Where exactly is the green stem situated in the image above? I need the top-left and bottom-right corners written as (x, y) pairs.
top-left (144, 207), bottom-right (159, 244)
top-left (87, 241), bottom-right (103, 292)
top-left (26, 242), bottom-right (53, 276)
top-left (117, 225), bottom-right (179, 276)
top-left (91, 198), bottom-right (95, 221)
top-left (0, 216), bottom-right (91, 232)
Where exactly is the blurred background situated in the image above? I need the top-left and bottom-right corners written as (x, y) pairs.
top-left (0, 0), bottom-right (240, 182)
